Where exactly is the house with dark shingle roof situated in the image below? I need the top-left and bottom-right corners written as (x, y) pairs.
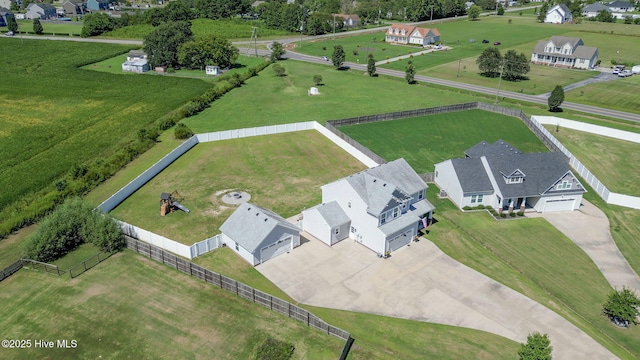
top-left (306, 158), bottom-right (435, 255)
top-left (531, 36), bottom-right (599, 69)
top-left (0, 7), bottom-right (13, 27)
top-left (582, 3), bottom-right (611, 18)
top-left (62, 0), bottom-right (86, 16)
top-left (386, 24), bottom-right (440, 46)
top-left (434, 140), bottom-right (586, 213)
top-left (607, 1), bottom-right (633, 12)
top-left (25, 3), bottom-right (56, 19)
top-left (220, 202), bottom-right (300, 266)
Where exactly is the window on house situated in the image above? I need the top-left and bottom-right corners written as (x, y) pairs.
top-left (334, 227), bottom-right (340, 235)
top-left (471, 195), bottom-right (477, 203)
top-left (350, 226), bottom-right (355, 233)
top-left (348, 201), bottom-right (351, 208)
top-left (435, 171), bottom-right (438, 178)
top-left (393, 208), bottom-right (399, 218)
top-left (557, 181), bottom-right (572, 190)
top-left (235, 242), bottom-right (239, 251)
top-left (477, 194), bottom-right (483, 202)
top-left (380, 213), bottom-right (386, 224)
top-left (419, 191), bottom-right (424, 200)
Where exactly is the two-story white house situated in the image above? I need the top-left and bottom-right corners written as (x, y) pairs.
top-left (531, 36), bottom-right (599, 69)
top-left (303, 158), bottom-right (435, 255)
top-left (385, 24), bottom-right (440, 46)
top-left (122, 50), bottom-right (150, 73)
top-left (544, 4), bottom-right (573, 23)
top-left (434, 140), bottom-right (586, 213)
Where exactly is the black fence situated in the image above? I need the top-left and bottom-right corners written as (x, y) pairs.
top-left (125, 236), bottom-right (351, 341)
top-left (69, 252), bottom-right (114, 278)
top-left (21, 259), bottom-right (66, 276)
top-left (0, 259), bottom-right (24, 282)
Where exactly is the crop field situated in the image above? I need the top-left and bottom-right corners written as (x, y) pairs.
top-left (0, 40), bottom-right (210, 213)
top-left (545, 126), bottom-right (640, 196)
top-left (338, 109), bottom-right (548, 173)
top-left (426, 187), bottom-right (640, 359)
top-left (103, 18), bottom-right (295, 40)
top-left (183, 60), bottom-right (480, 133)
top-left (110, 130), bottom-right (367, 244)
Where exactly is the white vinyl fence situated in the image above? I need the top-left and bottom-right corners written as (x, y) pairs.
top-left (531, 116), bottom-right (640, 210)
top-left (101, 121), bottom-right (379, 259)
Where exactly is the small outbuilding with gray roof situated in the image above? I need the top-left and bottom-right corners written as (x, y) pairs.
top-left (302, 201), bottom-right (350, 246)
top-left (434, 140), bottom-right (586, 213)
top-left (220, 202), bottom-right (300, 266)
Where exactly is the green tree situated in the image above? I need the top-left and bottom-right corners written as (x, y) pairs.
top-left (144, 21), bottom-right (193, 68)
top-left (476, 46), bottom-right (502, 78)
top-left (548, 85), bottom-right (565, 112)
top-left (7, 15), bottom-right (18, 33)
top-left (177, 34), bottom-right (239, 70)
top-left (602, 287), bottom-right (640, 327)
top-left (518, 332), bottom-right (552, 360)
top-left (81, 13), bottom-right (117, 37)
top-left (273, 63), bottom-right (286, 77)
top-left (503, 50), bottom-right (530, 81)
top-left (405, 60), bottom-right (416, 84)
top-left (468, 5), bottom-right (481, 20)
top-left (270, 41), bottom-right (285, 61)
top-left (32, 18), bottom-right (43, 35)
top-left (367, 53), bottom-right (376, 77)
top-left (174, 123), bottom-right (194, 139)
top-left (537, 2), bottom-right (549, 22)
top-left (331, 44), bottom-right (345, 69)
top-left (313, 74), bottom-right (322, 85)
top-left (595, 9), bottom-right (615, 22)
top-left (497, 4), bottom-right (505, 15)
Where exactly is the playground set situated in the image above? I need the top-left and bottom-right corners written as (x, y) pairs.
top-left (160, 191), bottom-right (190, 216)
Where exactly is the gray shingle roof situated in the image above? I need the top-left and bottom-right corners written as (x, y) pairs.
top-left (220, 202), bottom-right (299, 253)
top-left (573, 46), bottom-right (598, 60)
top-left (312, 201), bottom-right (350, 228)
top-left (465, 139), bottom-right (521, 158)
top-left (608, 1), bottom-right (632, 8)
top-left (583, 3), bottom-right (611, 12)
top-left (344, 158), bottom-right (426, 216)
top-left (451, 158), bottom-right (494, 193)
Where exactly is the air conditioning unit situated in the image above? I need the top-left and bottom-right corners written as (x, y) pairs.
top-left (439, 189), bottom-right (447, 198)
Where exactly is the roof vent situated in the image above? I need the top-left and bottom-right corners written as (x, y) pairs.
top-left (383, 183), bottom-right (387, 186)
top-left (264, 218), bottom-right (268, 222)
top-left (256, 213), bottom-right (259, 216)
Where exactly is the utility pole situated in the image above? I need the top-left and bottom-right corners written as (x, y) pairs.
top-left (430, 5), bottom-right (434, 22)
top-left (333, 14), bottom-right (336, 39)
top-left (495, 59), bottom-right (506, 103)
top-left (299, 20), bottom-right (303, 49)
top-left (246, 26), bottom-right (258, 57)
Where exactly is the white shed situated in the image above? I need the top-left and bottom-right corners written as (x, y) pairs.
top-left (308, 87), bottom-right (319, 96)
top-left (205, 65), bottom-right (220, 76)
top-left (632, 65), bottom-right (640, 74)
top-left (220, 202), bottom-right (300, 266)
top-left (302, 201), bottom-right (350, 246)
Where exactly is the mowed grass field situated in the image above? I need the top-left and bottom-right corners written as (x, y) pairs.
top-left (338, 109), bottom-right (548, 173)
top-left (0, 248), bottom-right (521, 360)
top-left (0, 40), bottom-right (210, 212)
top-left (565, 75), bottom-right (640, 114)
top-left (110, 131), bottom-right (367, 244)
top-left (183, 60), bottom-right (480, 133)
top-left (425, 188), bottom-right (640, 359)
top-left (546, 126), bottom-right (640, 196)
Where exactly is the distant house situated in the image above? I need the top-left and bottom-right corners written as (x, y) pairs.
top-left (0, 0), bottom-right (17, 10)
top-left (544, 4), bottom-right (573, 24)
top-left (0, 7), bottom-right (13, 27)
top-left (86, 0), bottom-right (109, 11)
top-left (386, 24), bottom-right (440, 46)
top-left (303, 158), bottom-right (435, 255)
top-left (63, 0), bottom-right (86, 16)
top-left (434, 140), bottom-right (586, 213)
top-left (334, 13), bottom-right (360, 28)
top-left (121, 50), bottom-right (150, 73)
top-left (607, 1), bottom-right (633, 12)
top-left (220, 202), bottom-right (301, 266)
top-left (205, 65), bottom-right (220, 75)
top-left (25, 3), bottom-right (56, 19)
top-left (582, 3), bottom-right (611, 18)
top-left (531, 36), bottom-right (598, 69)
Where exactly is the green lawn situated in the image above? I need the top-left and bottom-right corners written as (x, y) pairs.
top-left (338, 109), bottom-right (548, 173)
top-left (546, 126), bottom-right (640, 196)
top-left (110, 131), bottom-right (367, 244)
top-left (51, 243), bottom-right (102, 271)
top-left (0, 226), bottom-right (35, 269)
top-left (0, 40), bottom-right (210, 213)
top-left (183, 60), bottom-right (480, 133)
top-left (425, 187), bottom-right (640, 359)
top-left (12, 20), bottom-right (84, 36)
top-left (103, 18), bottom-right (295, 40)
top-left (565, 75), bottom-right (640, 114)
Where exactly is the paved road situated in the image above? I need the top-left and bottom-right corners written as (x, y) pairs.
top-left (258, 233), bottom-right (618, 359)
top-left (529, 200), bottom-right (640, 293)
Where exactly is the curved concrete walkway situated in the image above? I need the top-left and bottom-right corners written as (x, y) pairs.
top-left (529, 200), bottom-right (640, 293)
top-left (257, 234), bottom-right (617, 359)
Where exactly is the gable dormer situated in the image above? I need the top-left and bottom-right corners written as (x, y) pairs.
top-left (502, 169), bottom-right (525, 184)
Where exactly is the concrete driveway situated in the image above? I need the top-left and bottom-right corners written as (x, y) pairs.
top-left (257, 233), bottom-right (616, 359)
top-left (529, 200), bottom-right (640, 293)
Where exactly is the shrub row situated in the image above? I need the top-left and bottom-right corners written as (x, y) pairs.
top-left (0, 59), bottom-right (272, 240)
top-left (21, 198), bottom-right (125, 263)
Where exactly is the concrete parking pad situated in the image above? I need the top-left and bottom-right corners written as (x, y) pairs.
top-left (529, 200), bottom-right (640, 293)
top-left (257, 233), bottom-right (616, 359)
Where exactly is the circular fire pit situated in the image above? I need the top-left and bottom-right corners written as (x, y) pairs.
top-left (221, 190), bottom-right (251, 205)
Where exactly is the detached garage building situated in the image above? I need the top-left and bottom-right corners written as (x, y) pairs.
top-left (434, 140), bottom-right (586, 213)
top-left (220, 202), bottom-right (300, 266)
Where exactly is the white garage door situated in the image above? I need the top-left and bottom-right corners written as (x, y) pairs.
top-left (260, 236), bottom-right (292, 263)
top-left (388, 230), bottom-right (412, 252)
top-left (543, 198), bottom-right (575, 212)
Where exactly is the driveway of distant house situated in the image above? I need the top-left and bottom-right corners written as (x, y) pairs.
top-left (257, 233), bottom-right (616, 359)
top-left (529, 199), bottom-right (640, 293)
